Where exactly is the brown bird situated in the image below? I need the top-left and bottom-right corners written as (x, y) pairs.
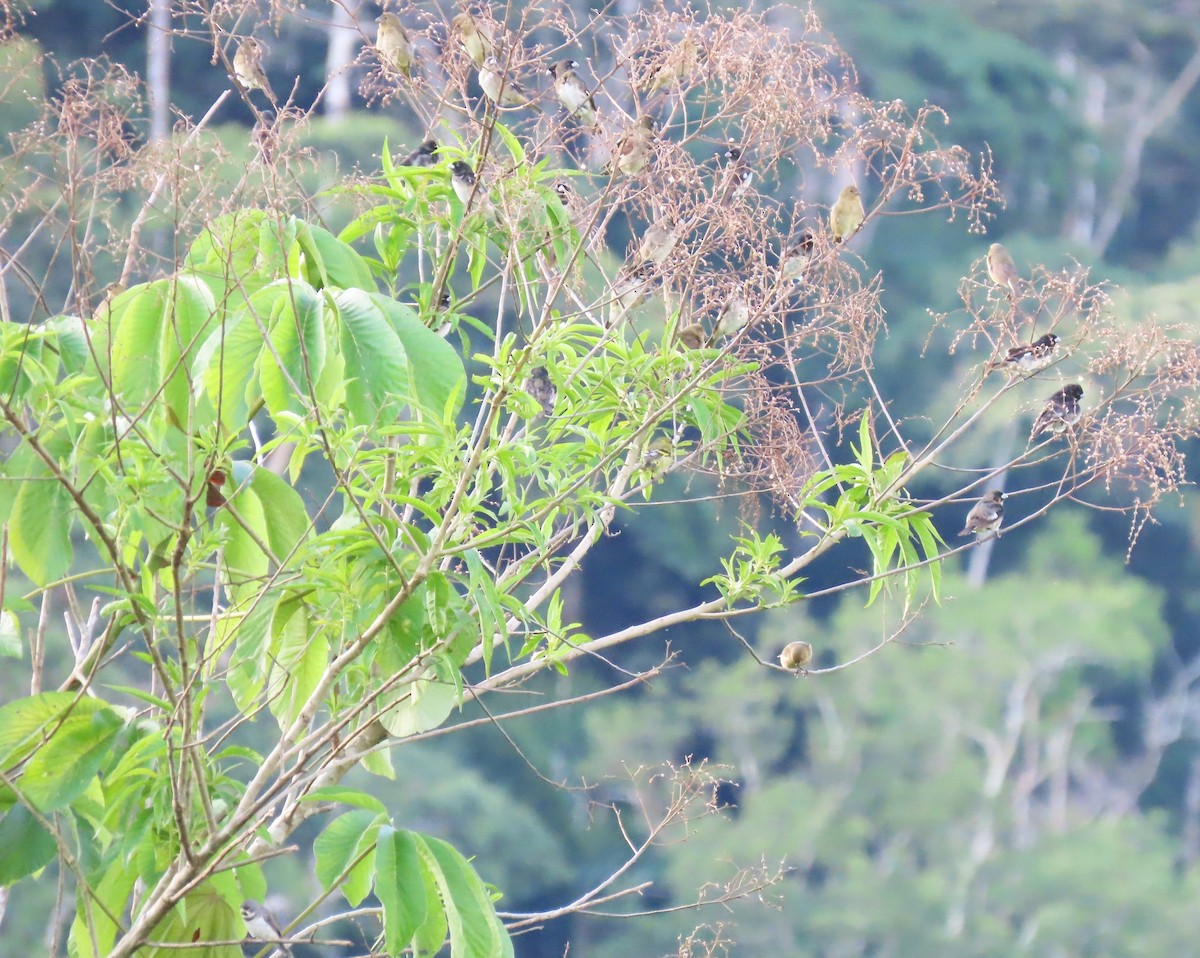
top-left (1030, 383), bottom-right (1083, 440)
top-left (603, 115), bottom-right (657, 175)
top-left (959, 489), bottom-right (1006, 538)
top-left (451, 12), bottom-right (495, 67)
top-left (779, 640), bottom-right (813, 671)
top-left (830, 185), bottom-right (865, 242)
top-left (993, 333), bottom-right (1060, 376)
top-left (478, 55), bottom-right (540, 110)
top-left (781, 229), bottom-right (815, 282)
top-left (523, 367), bottom-right (556, 419)
top-left (232, 38), bottom-right (276, 100)
top-left (636, 219), bottom-right (679, 266)
top-left (608, 263), bottom-right (658, 326)
top-left (643, 35), bottom-right (699, 94)
top-left (549, 59), bottom-right (598, 128)
top-left (676, 322), bottom-right (707, 350)
top-left (713, 295), bottom-right (750, 339)
top-left (987, 242), bottom-right (1020, 296)
top-left (376, 13), bottom-right (414, 77)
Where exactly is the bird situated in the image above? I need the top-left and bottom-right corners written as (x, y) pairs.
top-left (523, 367), bottom-right (556, 419)
top-left (603, 115), bottom-right (657, 175)
top-left (779, 640), bottom-right (813, 671)
top-left (478, 55), bottom-right (539, 110)
top-left (400, 138), bottom-right (439, 167)
top-left (987, 242), bottom-right (1020, 296)
top-left (781, 229), bottom-right (815, 282)
top-left (718, 145), bottom-right (753, 203)
top-left (643, 35), bottom-right (699, 94)
top-left (959, 489), bottom-right (1007, 538)
top-left (449, 160), bottom-right (479, 205)
top-left (713, 295), bottom-right (750, 339)
top-left (1030, 383), bottom-right (1084, 440)
top-left (549, 59), bottom-right (598, 128)
top-left (451, 12), bottom-right (495, 67)
top-left (232, 38), bottom-right (276, 100)
top-left (608, 264), bottom-right (657, 325)
top-left (376, 13), bottom-right (414, 77)
top-left (641, 436), bottom-right (676, 480)
top-left (830, 185), bottom-right (865, 242)
top-left (676, 322), bottom-right (707, 350)
top-left (993, 333), bottom-right (1060, 376)
top-left (241, 900), bottom-right (293, 956)
top-left (636, 220), bottom-right (679, 266)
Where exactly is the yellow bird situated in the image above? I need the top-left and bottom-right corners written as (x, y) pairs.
top-left (376, 14), bottom-right (414, 77)
top-left (232, 38), bottom-right (276, 101)
top-left (987, 242), bottom-right (1020, 296)
top-left (829, 185), bottom-right (865, 242)
top-left (452, 12), bottom-right (495, 67)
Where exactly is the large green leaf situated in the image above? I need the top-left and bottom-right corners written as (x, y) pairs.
top-left (419, 834), bottom-right (507, 958)
top-left (141, 879), bottom-right (242, 958)
top-left (314, 809), bottom-right (385, 905)
top-left (258, 279), bottom-right (326, 419)
top-left (266, 593), bottom-right (329, 729)
top-left (294, 221), bottom-right (375, 291)
top-left (69, 856), bottom-right (138, 958)
top-left (11, 699), bottom-right (123, 811)
top-left (370, 292), bottom-right (465, 419)
top-left (193, 300), bottom-right (268, 433)
top-left (332, 288), bottom-right (410, 426)
top-left (185, 209), bottom-right (294, 300)
top-left (377, 826), bottom-right (428, 955)
top-left (0, 804), bottom-right (56, 884)
top-left (7, 470), bottom-right (72, 587)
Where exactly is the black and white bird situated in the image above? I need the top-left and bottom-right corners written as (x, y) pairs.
top-left (479, 55), bottom-right (539, 110)
top-left (400, 138), bottom-right (439, 167)
top-left (241, 900), bottom-right (293, 956)
top-left (994, 333), bottom-right (1060, 376)
top-left (718, 145), bottom-right (753, 203)
top-left (549, 59), bottom-right (598, 128)
top-left (449, 160), bottom-right (478, 205)
top-left (1030, 383), bottom-right (1083, 440)
top-left (959, 490), bottom-right (1006, 538)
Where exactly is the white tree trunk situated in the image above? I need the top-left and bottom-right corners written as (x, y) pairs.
top-left (147, 0), bottom-right (171, 141)
top-left (325, 1), bottom-right (362, 122)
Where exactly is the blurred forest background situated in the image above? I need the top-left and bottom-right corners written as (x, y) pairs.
top-left (3, 0), bottom-right (1200, 955)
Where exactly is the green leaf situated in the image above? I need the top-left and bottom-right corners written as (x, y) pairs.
top-left (193, 306), bottom-right (264, 433)
top-left (303, 787), bottom-right (388, 815)
top-left (315, 809), bottom-right (384, 904)
top-left (8, 465), bottom-right (72, 587)
top-left (0, 804), bottom-right (56, 884)
top-left (20, 705), bottom-right (123, 811)
top-left (266, 593), bottom-right (329, 730)
top-left (420, 834), bottom-right (507, 958)
top-left (258, 279), bottom-right (326, 420)
top-left (142, 881), bottom-right (242, 958)
top-left (376, 671), bottom-right (459, 737)
top-left (295, 221), bottom-right (375, 291)
top-left (246, 465), bottom-right (310, 563)
top-left (332, 288), bottom-right (411, 425)
top-left (377, 826), bottom-right (429, 955)
top-left (69, 856), bottom-right (138, 958)
top-left (370, 293), bottom-right (466, 419)
top-left (0, 610), bottom-right (19, 659)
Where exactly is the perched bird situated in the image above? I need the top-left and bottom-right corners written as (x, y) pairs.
top-left (232, 38), bottom-right (276, 101)
top-left (993, 333), bottom-right (1060, 376)
top-left (1030, 383), bottom-right (1084, 440)
top-left (636, 220), bottom-right (679, 266)
top-left (641, 436), bottom-right (676, 480)
top-left (987, 242), bottom-right (1020, 296)
top-left (603, 115), bottom-right (657, 175)
top-left (376, 13), bottom-right (414, 77)
top-left (549, 59), bottom-right (598, 128)
top-left (830, 185), bottom-right (865, 242)
top-left (400, 138), bottom-right (439, 167)
top-left (713, 295), bottom-right (750, 339)
top-left (643, 35), bottom-right (699, 94)
top-left (553, 179), bottom-right (586, 221)
top-left (676, 322), bottom-right (707, 350)
top-left (779, 640), bottom-right (813, 671)
top-left (523, 367), bottom-right (556, 419)
top-left (781, 229), bottom-right (815, 282)
top-left (718, 145), bottom-right (753, 203)
top-left (451, 12), bottom-right (495, 66)
top-left (241, 900), bottom-right (293, 956)
top-left (608, 264), bottom-right (657, 325)
top-left (959, 489), bottom-right (1007, 538)
top-left (478, 55), bottom-right (539, 110)
top-left (449, 160), bottom-right (479, 205)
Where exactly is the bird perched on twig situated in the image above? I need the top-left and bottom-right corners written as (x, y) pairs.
top-left (992, 333), bottom-right (1060, 376)
top-left (987, 242), bottom-right (1021, 297)
top-left (713, 295), bottom-right (750, 339)
top-left (608, 263), bottom-right (658, 326)
top-left (642, 35), bottom-right (699, 94)
top-left (400, 138), bottom-right (439, 167)
top-left (959, 489), bottom-right (1007, 538)
top-left (718, 145), bottom-right (753, 203)
top-left (232, 38), bottom-right (276, 101)
top-left (451, 12), bottom-right (495, 66)
top-left (241, 900), bottom-right (293, 956)
top-left (478, 55), bottom-right (540, 110)
top-left (1030, 383), bottom-right (1083, 440)
top-left (779, 640), bottom-right (813, 671)
top-left (549, 59), bottom-right (598, 128)
top-left (830, 185), bottom-right (865, 242)
top-left (602, 115), bottom-right (657, 175)
top-left (675, 322), bottom-right (707, 350)
top-left (523, 367), bottom-right (556, 419)
top-left (636, 219), bottom-right (680, 266)
top-left (449, 160), bottom-right (480, 205)
top-left (376, 13), bottom-right (415, 77)
top-left (781, 229), bottom-right (815, 282)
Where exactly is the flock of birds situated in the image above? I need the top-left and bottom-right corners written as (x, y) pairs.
top-left (229, 13), bottom-right (1086, 677)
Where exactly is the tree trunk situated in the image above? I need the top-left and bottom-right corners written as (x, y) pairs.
top-left (324, 1), bottom-right (362, 122)
top-left (147, 0), bottom-right (171, 142)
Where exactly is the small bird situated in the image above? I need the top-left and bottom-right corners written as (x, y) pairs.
top-left (643, 35), bottom-right (699, 94)
top-left (781, 229), bottom-right (815, 282)
top-left (718, 145), bottom-right (753, 203)
top-left (241, 900), bottom-right (293, 956)
top-left (987, 242), bottom-right (1020, 296)
top-left (993, 333), bottom-right (1060, 376)
top-left (830, 185), bottom-right (865, 242)
top-left (449, 160), bottom-right (479, 205)
top-left (641, 436), bottom-right (676, 480)
top-left (401, 138), bottom-right (439, 167)
top-left (608, 264), bottom-right (657, 325)
top-left (636, 220), bottom-right (679, 266)
top-left (478, 55), bottom-right (540, 110)
top-left (676, 322), bottom-right (707, 350)
top-left (232, 38), bottom-right (276, 100)
top-left (713, 295), bottom-right (750, 339)
top-left (779, 640), bottom-right (813, 671)
top-left (376, 13), bottom-right (414, 77)
top-left (603, 115), bottom-right (657, 175)
top-left (523, 367), bottom-right (556, 419)
top-left (451, 12), bottom-right (495, 66)
top-left (549, 59), bottom-right (598, 128)
top-left (1030, 383), bottom-right (1084, 440)
top-left (959, 489), bottom-right (1007, 538)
